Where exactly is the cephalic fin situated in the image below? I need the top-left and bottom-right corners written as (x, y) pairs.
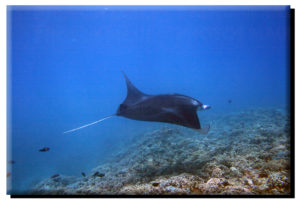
top-left (63, 115), bottom-right (115, 134)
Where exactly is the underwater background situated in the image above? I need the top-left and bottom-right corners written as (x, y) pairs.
top-left (7, 6), bottom-right (291, 195)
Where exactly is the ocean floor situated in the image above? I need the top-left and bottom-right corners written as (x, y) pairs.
top-left (29, 107), bottom-right (291, 195)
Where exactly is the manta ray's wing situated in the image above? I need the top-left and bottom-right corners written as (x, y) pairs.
top-left (157, 107), bottom-right (201, 129)
top-left (158, 107), bottom-right (210, 134)
top-left (121, 72), bottom-right (149, 105)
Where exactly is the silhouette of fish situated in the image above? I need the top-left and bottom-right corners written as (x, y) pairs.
top-left (51, 174), bottom-right (59, 178)
top-left (63, 72), bottom-right (211, 134)
top-left (93, 172), bottom-right (105, 178)
top-left (81, 172), bottom-right (86, 177)
top-left (228, 99), bottom-right (232, 104)
top-left (39, 147), bottom-right (50, 152)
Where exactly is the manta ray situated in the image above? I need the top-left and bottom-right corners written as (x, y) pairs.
top-left (64, 72), bottom-right (211, 134)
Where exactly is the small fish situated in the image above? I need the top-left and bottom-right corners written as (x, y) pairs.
top-left (152, 182), bottom-right (160, 187)
top-left (8, 160), bottom-right (15, 164)
top-left (93, 171), bottom-right (105, 178)
top-left (7, 172), bottom-right (11, 177)
top-left (51, 174), bottom-right (59, 178)
top-left (228, 99), bottom-right (232, 104)
top-left (81, 172), bottom-right (86, 177)
top-left (98, 173), bottom-right (105, 177)
top-left (39, 147), bottom-right (50, 152)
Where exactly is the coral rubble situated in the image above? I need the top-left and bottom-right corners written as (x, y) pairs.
top-left (30, 107), bottom-right (291, 195)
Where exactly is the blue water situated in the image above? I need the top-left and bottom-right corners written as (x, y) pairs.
top-left (7, 6), bottom-right (290, 194)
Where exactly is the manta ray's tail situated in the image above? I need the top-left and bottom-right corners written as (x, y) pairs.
top-left (63, 115), bottom-right (115, 134)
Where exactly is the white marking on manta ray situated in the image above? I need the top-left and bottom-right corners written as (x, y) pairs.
top-left (141, 95), bottom-right (148, 101)
top-left (173, 94), bottom-right (198, 105)
top-left (133, 95), bottom-right (149, 105)
top-left (191, 100), bottom-right (198, 106)
top-left (162, 107), bottom-right (176, 113)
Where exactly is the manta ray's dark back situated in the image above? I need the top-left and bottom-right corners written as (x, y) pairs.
top-left (116, 72), bottom-right (211, 134)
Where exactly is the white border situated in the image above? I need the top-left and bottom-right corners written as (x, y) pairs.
top-left (1, 0), bottom-right (298, 201)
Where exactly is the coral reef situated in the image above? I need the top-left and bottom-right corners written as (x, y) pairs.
top-left (30, 107), bottom-right (291, 195)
